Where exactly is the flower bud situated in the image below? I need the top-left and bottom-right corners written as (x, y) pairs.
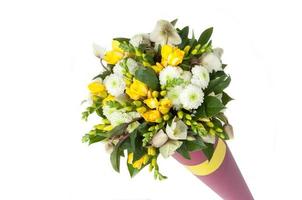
top-left (151, 130), bottom-right (168, 148)
top-left (223, 123), bottom-right (234, 139)
top-left (105, 143), bottom-right (114, 154)
top-left (177, 111), bottom-right (184, 119)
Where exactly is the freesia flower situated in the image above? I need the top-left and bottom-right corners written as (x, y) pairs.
top-left (129, 33), bottom-right (151, 47)
top-left (128, 153), bottom-right (149, 169)
top-left (161, 45), bottom-right (185, 66)
top-left (126, 79), bottom-right (148, 100)
top-left (150, 20), bottom-right (181, 46)
top-left (158, 98), bottom-right (172, 114)
top-left (201, 52), bottom-right (222, 73)
top-left (166, 117), bottom-right (188, 140)
top-left (144, 98), bottom-right (159, 109)
top-left (159, 140), bottom-right (183, 158)
top-left (142, 110), bottom-right (161, 122)
top-left (103, 74), bottom-right (126, 97)
top-left (151, 129), bottom-right (168, 148)
top-left (87, 79), bottom-right (107, 97)
top-left (92, 43), bottom-right (105, 58)
top-left (191, 65), bottom-right (210, 89)
top-left (159, 66), bottom-right (183, 86)
top-left (180, 84), bottom-right (204, 110)
top-left (103, 40), bottom-right (124, 65)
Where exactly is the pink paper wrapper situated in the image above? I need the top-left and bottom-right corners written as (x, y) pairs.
top-left (173, 139), bottom-right (253, 200)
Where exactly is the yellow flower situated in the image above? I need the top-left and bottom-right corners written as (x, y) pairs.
top-left (128, 153), bottom-right (149, 170)
top-left (144, 98), bottom-right (159, 109)
top-left (151, 62), bottom-right (164, 73)
top-left (142, 110), bottom-right (161, 122)
top-left (126, 79), bottom-right (148, 100)
top-left (102, 95), bottom-right (115, 106)
top-left (103, 40), bottom-right (124, 65)
top-left (161, 45), bottom-right (185, 66)
top-left (95, 124), bottom-right (113, 131)
top-left (158, 98), bottom-right (172, 114)
top-left (88, 81), bottom-right (107, 97)
top-left (147, 147), bottom-right (157, 156)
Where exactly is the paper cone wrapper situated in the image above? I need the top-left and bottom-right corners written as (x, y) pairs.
top-left (173, 138), bottom-right (253, 200)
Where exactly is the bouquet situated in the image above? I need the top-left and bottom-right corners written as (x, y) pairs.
top-left (82, 19), bottom-right (253, 199)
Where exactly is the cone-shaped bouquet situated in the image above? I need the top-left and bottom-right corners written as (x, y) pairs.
top-left (82, 19), bottom-right (253, 199)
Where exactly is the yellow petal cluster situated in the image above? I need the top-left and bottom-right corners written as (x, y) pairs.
top-left (103, 40), bottom-right (124, 64)
top-left (88, 81), bottom-right (107, 98)
top-left (102, 95), bottom-right (115, 106)
top-left (151, 62), bottom-right (164, 73)
top-left (126, 79), bottom-right (148, 100)
top-left (158, 98), bottom-right (172, 114)
top-left (127, 153), bottom-right (149, 169)
top-left (144, 98), bottom-right (159, 109)
top-left (161, 45), bottom-right (185, 66)
top-left (142, 110), bottom-right (161, 122)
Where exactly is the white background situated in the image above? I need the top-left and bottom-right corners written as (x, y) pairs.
top-left (0, 0), bottom-right (301, 199)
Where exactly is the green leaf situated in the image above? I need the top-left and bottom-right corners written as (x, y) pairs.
top-left (135, 67), bottom-right (159, 90)
top-left (92, 70), bottom-right (111, 80)
top-left (88, 134), bottom-right (106, 145)
top-left (195, 96), bottom-right (225, 118)
top-left (170, 19), bottom-right (178, 26)
top-left (130, 130), bottom-right (137, 151)
top-left (176, 143), bottom-right (191, 159)
top-left (106, 123), bottom-right (129, 139)
top-left (221, 92), bottom-right (233, 105)
top-left (186, 139), bottom-right (207, 151)
top-left (110, 141), bottom-right (123, 172)
top-left (113, 37), bottom-right (130, 42)
top-left (206, 75), bottom-right (231, 95)
top-left (198, 27), bottom-right (213, 46)
top-left (202, 143), bottom-right (215, 160)
top-left (127, 163), bottom-right (140, 177)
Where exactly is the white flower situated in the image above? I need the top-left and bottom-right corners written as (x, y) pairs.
top-left (181, 71), bottom-right (192, 84)
top-left (105, 142), bottom-right (114, 154)
top-left (151, 129), bottom-right (169, 148)
top-left (201, 135), bottom-right (216, 144)
top-left (180, 84), bottom-right (204, 110)
top-left (150, 20), bottom-right (181, 46)
top-left (103, 74), bottom-right (126, 97)
top-left (160, 140), bottom-right (183, 158)
top-left (92, 43), bottom-right (105, 58)
top-left (223, 123), bottom-right (234, 139)
top-left (166, 117), bottom-right (188, 140)
top-left (167, 85), bottom-right (183, 109)
top-left (201, 53), bottom-right (222, 73)
top-left (213, 48), bottom-right (223, 58)
top-left (129, 34), bottom-right (151, 47)
top-left (159, 66), bottom-right (182, 86)
top-left (104, 110), bottom-right (139, 127)
top-left (113, 63), bottom-right (125, 76)
top-left (126, 58), bottom-right (138, 75)
top-left (191, 65), bottom-right (210, 89)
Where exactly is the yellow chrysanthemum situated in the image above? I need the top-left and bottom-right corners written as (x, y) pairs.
top-left (126, 79), bottom-right (148, 100)
top-left (142, 110), bottom-right (161, 122)
top-left (103, 40), bottom-right (124, 65)
top-left (161, 44), bottom-right (185, 66)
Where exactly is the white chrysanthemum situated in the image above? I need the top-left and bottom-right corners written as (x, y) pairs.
top-left (180, 84), bottom-right (204, 110)
top-left (191, 65), bottom-right (210, 89)
top-left (181, 71), bottom-right (192, 84)
top-left (126, 58), bottom-right (138, 75)
top-left (150, 20), bottom-right (181, 46)
top-left (113, 63), bottom-right (125, 76)
top-left (92, 43), bottom-right (105, 58)
top-left (201, 53), bottom-right (222, 73)
top-left (103, 74), bottom-right (126, 97)
top-left (129, 33), bottom-right (151, 47)
top-left (167, 85), bottom-right (183, 109)
top-left (159, 66), bottom-right (183, 86)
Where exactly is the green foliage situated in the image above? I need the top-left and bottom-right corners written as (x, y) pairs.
top-left (106, 123), bottom-right (130, 139)
top-left (135, 67), bottom-right (159, 90)
top-left (202, 143), bottom-right (215, 160)
top-left (221, 92), bottom-right (233, 105)
top-left (92, 70), bottom-right (111, 80)
top-left (198, 27), bottom-right (213, 47)
top-left (119, 41), bottom-right (135, 53)
top-left (110, 140), bottom-right (124, 172)
top-left (205, 74), bottom-right (231, 95)
top-left (195, 96), bottom-right (225, 118)
top-left (177, 139), bottom-right (207, 159)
